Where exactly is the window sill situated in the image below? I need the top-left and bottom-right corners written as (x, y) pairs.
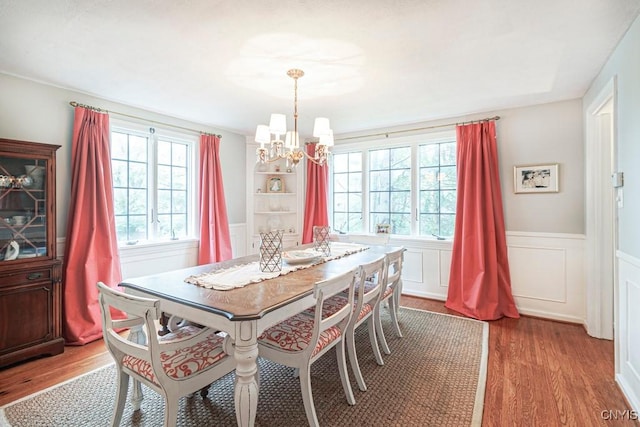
top-left (118, 238), bottom-right (199, 255)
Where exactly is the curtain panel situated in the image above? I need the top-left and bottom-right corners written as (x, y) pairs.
top-left (62, 107), bottom-right (123, 345)
top-left (198, 134), bottom-right (232, 263)
top-left (302, 143), bottom-right (329, 244)
top-left (445, 121), bottom-right (519, 320)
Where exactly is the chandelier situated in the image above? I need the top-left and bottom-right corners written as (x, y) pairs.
top-left (255, 69), bottom-right (333, 167)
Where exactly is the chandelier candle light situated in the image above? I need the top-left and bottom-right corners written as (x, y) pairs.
top-left (255, 69), bottom-right (334, 167)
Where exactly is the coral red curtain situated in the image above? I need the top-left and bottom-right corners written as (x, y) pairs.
top-left (302, 143), bottom-right (329, 244)
top-left (198, 134), bottom-right (232, 264)
top-left (445, 121), bottom-right (519, 320)
top-left (63, 107), bottom-right (123, 345)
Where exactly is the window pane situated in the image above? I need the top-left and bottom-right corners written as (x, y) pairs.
top-left (173, 167), bottom-right (187, 190)
top-left (441, 214), bottom-right (456, 237)
top-left (419, 214), bottom-right (439, 236)
top-left (369, 149), bottom-right (388, 170)
top-left (370, 191), bottom-right (389, 213)
top-left (370, 170), bottom-right (389, 191)
top-left (390, 169), bottom-right (410, 191)
top-left (390, 191), bottom-right (411, 213)
top-left (348, 213), bottom-right (363, 232)
top-left (128, 215), bottom-right (147, 240)
top-left (418, 140), bottom-right (457, 237)
top-left (173, 190), bottom-right (187, 213)
top-left (158, 140), bottom-right (171, 164)
top-left (129, 162), bottom-right (147, 188)
top-left (440, 142), bottom-right (456, 165)
top-left (348, 193), bottom-right (362, 211)
top-left (334, 193), bottom-right (348, 212)
top-left (348, 153), bottom-right (362, 171)
top-left (129, 136), bottom-right (147, 161)
top-left (441, 190), bottom-right (457, 213)
top-left (111, 133), bottom-right (128, 160)
top-left (333, 212), bottom-right (348, 232)
top-left (334, 173), bottom-right (348, 192)
top-left (390, 213), bottom-right (411, 235)
top-left (420, 190), bottom-right (439, 213)
top-left (115, 216), bottom-right (128, 241)
top-left (348, 172), bottom-right (362, 192)
top-left (420, 167), bottom-right (439, 190)
top-left (129, 189), bottom-right (147, 214)
top-left (439, 166), bottom-right (457, 189)
top-left (112, 160), bottom-right (127, 188)
top-left (158, 189), bottom-right (171, 213)
top-left (158, 165), bottom-right (172, 190)
top-left (113, 188), bottom-right (128, 214)
top-left (390, 147), bottom-right (411, 169)
top-left (419, 144), bottom-right (439, 167)
top-left (333, 153), bottom-right (348, 173)
top-left (172, 143), bottom-right (187, 167)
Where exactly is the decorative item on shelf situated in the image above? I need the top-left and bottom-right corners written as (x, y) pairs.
top-left (266, 175), bottom-right (285, 193)
top-left (274, 164), bottom-right (281, 172)
top-left (259, 230), bottom-right (283, 273)
top-left (0, 175), bottom-right (10, 188)
top-left (254, 69), bottom-right (334, 167)
top-left (313, 225), bottom-right (331, 256)
top-left (24, 165), bottom-right (45, 189)
top-left (4, 240), bottom-right (19, 261)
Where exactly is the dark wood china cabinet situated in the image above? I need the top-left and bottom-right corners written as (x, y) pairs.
top-left (0, 138), bottom-right (63, 367)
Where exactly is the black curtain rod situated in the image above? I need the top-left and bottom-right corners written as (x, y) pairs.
top-left (69, 101), bottom-right (222, 138)
top-left (335, 115), bottom-right (500, 142)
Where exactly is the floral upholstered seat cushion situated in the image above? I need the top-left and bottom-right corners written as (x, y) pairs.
top-left (259, 313), bottom-right (342, 358)
top-left (122, 325), bottom-right (228, 385)
top-left (304, 295), bottom-right (372, 322)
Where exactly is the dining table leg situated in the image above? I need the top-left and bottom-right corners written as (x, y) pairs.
top-left (233, 321), bottom-right (260, 427)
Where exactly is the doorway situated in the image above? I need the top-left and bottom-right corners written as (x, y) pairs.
top-left (585, 78), bottom-right (617, 340)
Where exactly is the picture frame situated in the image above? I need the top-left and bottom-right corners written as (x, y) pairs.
top-left (513, 163), bottom-right (559, 193)
top-left (266, 175), bottom-right (285, 193)
top-left (376, 223), bottom-right (392, 234)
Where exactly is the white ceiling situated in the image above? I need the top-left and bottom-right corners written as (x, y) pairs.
top-left (1, 0), bottom-right (640, 136)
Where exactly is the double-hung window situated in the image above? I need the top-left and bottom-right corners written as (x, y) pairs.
top-left (110, 122), bottom-right (196, 244)
top-left (330, 131), bottom-right (457, 238)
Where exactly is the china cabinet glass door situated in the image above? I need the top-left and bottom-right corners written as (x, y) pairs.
top-left (0, 156), bottom-right (48, 261)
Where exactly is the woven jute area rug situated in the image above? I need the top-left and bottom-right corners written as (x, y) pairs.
top-left (0, 308), bottom-right (488, 427)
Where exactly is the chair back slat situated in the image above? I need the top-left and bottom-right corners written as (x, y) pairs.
top-left (311, 268), bottom-right (357, 343)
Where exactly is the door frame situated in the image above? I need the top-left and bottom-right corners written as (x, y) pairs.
top-left (584, 77), bottom-right (617, 340)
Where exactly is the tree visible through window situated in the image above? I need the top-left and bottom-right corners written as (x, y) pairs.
top-left (330, 132), bottom-right (457, 238)
top-left (369, 147), bottom-right (411, 235)
top-left (111, 127), bottom-right (193, 243)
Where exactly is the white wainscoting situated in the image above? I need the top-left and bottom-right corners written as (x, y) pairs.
top-left (56, 223), bottom-right (247, 280)
top-left (389, 231), bottom-right (586, 323)
top-left (616, 251), bottom-right (640, 413)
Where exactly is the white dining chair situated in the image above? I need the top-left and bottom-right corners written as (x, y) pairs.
top-left (256, 268), bottom-right (358, 427)
top-left (344, 254), bottom-right (387, 391)
top-left (96, 282), bottom-right (236, 427)
top-left (373, 247), bottom-right (405, 355)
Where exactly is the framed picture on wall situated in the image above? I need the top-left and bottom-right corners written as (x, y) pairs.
top-left (513, 163), bottom-right (559, 193)
top-left (266, 176), bottom-right (285, 193)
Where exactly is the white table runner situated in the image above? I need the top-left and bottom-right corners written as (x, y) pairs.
top-left (185, 242), bottom-right (369, 290)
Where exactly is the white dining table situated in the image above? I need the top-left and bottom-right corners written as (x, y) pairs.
top-left (120, 244), bottom-right (394, 426)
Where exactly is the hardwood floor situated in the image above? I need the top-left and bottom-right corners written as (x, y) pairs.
top-left (0, 296), bottom-right (637, 426)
